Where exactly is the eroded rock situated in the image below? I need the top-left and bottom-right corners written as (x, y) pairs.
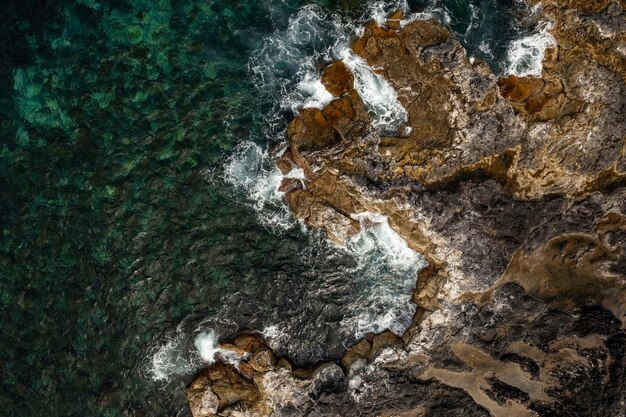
top-left (188, 2), bottom-right (626, 416)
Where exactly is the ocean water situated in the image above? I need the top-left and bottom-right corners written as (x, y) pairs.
top-left (1, 1), bottom-right (546, 416)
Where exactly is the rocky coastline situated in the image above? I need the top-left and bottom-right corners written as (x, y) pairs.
top-left (187, 1), bottom-right (626, 416)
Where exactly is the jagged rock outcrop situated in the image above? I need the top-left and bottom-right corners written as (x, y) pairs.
top-left (188, 1), bottom-right (626, 416)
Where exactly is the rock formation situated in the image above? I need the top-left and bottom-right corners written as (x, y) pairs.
top-left (187, 1), bottom-right (626, 416)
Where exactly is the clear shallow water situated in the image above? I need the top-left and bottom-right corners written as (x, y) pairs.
top-left (1, 1), bottom-right (545, 416)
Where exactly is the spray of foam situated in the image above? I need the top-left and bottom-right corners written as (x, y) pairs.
top-left (194, 330), bottom-right (220, 363)
top-left (194, 331), bottom-right (247, 366)
top-left (148, 328), bottom-right (247, 382)
top-left (343, 212), bottom-right (426, 338)
top-left (369, 0), bottom-right (410, 27)
top-left (298, 72), bottom-right (335, 109)
top-left (505, 24), bottom-right (555, 77)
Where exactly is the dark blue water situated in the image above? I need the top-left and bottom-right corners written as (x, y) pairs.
top-left (0, 1), bottom-right (539, 416)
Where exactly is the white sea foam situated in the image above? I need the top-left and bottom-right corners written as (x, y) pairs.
top-left (401, 1), bottom-right (452, 27)
top-left (478, 40), bottom-right (493, 56)
top-left (224, 141), bottom-right (294, 232)
top-left (148, 327), bottom-right (248, 382)
top-left (194, 331), bottom-right (247, 366)
top-left (251, 4), bottom-right (409, 134)
top-left (369, 0), bottom-right (410, 27)
top-left (337, 47), bottom-right (408, 135)
top-left (148, 328), bottom-right (197, 382)
top-left (505, 24), bottom-right (555, 76)
top-left (250, 5), bottom-right (343, 116)
top-left (343, 212), bottom-right (426, 338)
top-left (298, 72), bottom-right (335, 109)
top-left (194, 330), bottom-right (220, 362)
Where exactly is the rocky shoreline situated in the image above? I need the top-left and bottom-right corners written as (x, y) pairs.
top-left (187, 1), bottom-right (626, 416)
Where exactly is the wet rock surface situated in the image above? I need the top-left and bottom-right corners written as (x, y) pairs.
top-left (188, 1), bottom-right (626, 416)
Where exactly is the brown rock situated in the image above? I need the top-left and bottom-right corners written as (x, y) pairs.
top-left (497, 75), bottom-right (544, 103)
top-left (306, 170), bottom-right (361, 214)
top-left (341, 338), bottom-right (372, 368)
top-left (276, 156), bottom-right (293, 175)
top-left (187, 363), bottom-right (260, 417)
top-left (287, 108), bottom-right (339, 151)
top-left (322, 61), bottom-right (354, 96)
top-left (249, 349), bottom-right (276, 373)
top-left (230, 333), bottom-right (266, 353)
top-left (278, 177), bottom-right (300, 193)
top-left (307, 202), bottom-right (360, 244)
top-left (370, 331), bottom-right (402, 358)
top-left (387, 10), bottom-right (404, 30)
top-left (321, 89), bottom-right (370, 140)
top-left (401, 19), bottom-right (449, 49)
top-left (239, 361), bottom-right (255, 380)
top-left (353, 20), bottom-right (400, 60)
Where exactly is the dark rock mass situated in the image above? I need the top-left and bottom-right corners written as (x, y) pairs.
top-left (188, 1), bottom-right (626, 416)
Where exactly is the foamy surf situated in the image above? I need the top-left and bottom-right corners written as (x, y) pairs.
top-left (344, 212), bottom-right (426, 338)
top-left (148, 325), bottom-right (249, 382)
top-left (298, 72), bottom-right (335, 109)
top-left (505, 24), bottom-right (555, 77)
top-left (369, 0), bottom-right (410, 27)
top-left (194, 331), bottom-right (247, 366)
top-left (251, 214), bottom-right (425, 360)
top-left (251, 4), bottom-right (410, 135)
top-left (337, 47), bottom-right (408, 135)
top-left (148, 327), bottom-right (198, 382)
top-left (224, 141), bottom-right (294, 232)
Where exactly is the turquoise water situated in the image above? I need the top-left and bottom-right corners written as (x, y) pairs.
top-left (0, 1), bottom-right (538, 416)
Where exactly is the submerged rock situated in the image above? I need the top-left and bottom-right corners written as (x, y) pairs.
top-left (188, 1), bottom-right (626, 416)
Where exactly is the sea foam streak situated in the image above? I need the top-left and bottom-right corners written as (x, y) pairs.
top-left (338, 48), bottom-right (408, 135)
